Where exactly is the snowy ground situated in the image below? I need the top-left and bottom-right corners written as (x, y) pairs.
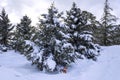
top-left (0, 45), bottom-right (120, 80)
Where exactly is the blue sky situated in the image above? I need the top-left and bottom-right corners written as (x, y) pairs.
top-left (0, 0), bottom-right (119, 25)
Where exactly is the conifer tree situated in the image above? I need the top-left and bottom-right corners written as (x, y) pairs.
top-left (28, 3), bottom-right (76, 72)
top-left (14, 15), bottom-right (33, 54)
top-left (18, 15), bottom-right (32, 40)
top-left (65, 2), bottom-right (100, 60)
top-left (100, 0), bottom-right (117, 46)
top-left (0, 8), bottom-right (14, 51)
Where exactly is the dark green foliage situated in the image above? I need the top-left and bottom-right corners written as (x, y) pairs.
top-left (0, 8), bottom-right (14, 47)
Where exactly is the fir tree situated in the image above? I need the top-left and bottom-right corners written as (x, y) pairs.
top-left (0, 8), bottom-right (14, 51)
top-left (65, 2), bottom-right (100, 60)
top-left (14, 15), bottom-right (33, 54)
top-left (18, 15), bottom-right (32, 40)
top-left (28, 3), bottom-right (76, 72)
top-left (100, 0), bottom-right (117, 46)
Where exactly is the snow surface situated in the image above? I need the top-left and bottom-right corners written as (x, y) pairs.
top-left (0, 45), bottom-right (120, 80)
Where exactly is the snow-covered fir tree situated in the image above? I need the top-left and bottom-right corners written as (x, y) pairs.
top-left (100, 0), bottom-right (117, 46)
top-left (28, 3), bottom-right (76, 72)
top-left (64, 2), bottom-right (100, 60)
top-left (14, 15), bottom-right (33, 54)
top-left (0, 8), bottom-right (14, 51)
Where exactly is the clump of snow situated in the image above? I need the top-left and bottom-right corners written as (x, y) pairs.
top-left (31, 50), bottom-right (43, 63)
top-left (55, 39), bottom-right (61, 45)
top-left (80, 34), bottom-right (93, 41)
top-left (70, 15), bottom-right (75, 19)
top-left (74, 31), bottom-right (78, 37)
top-left (45, 55), bottom-right (56, 72)
top-left (59, 22), bottom-right (66, 28)
top-left (53, 17), bottom-right (60, 24)
top-left (71, 24), bottom-right (76, 29)
top-left (25, 40), bottom-right (39, 54)
top-left (74, 18), bottom-right (78, 22)
top-left (62, 43), bottom-right (73, 50)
